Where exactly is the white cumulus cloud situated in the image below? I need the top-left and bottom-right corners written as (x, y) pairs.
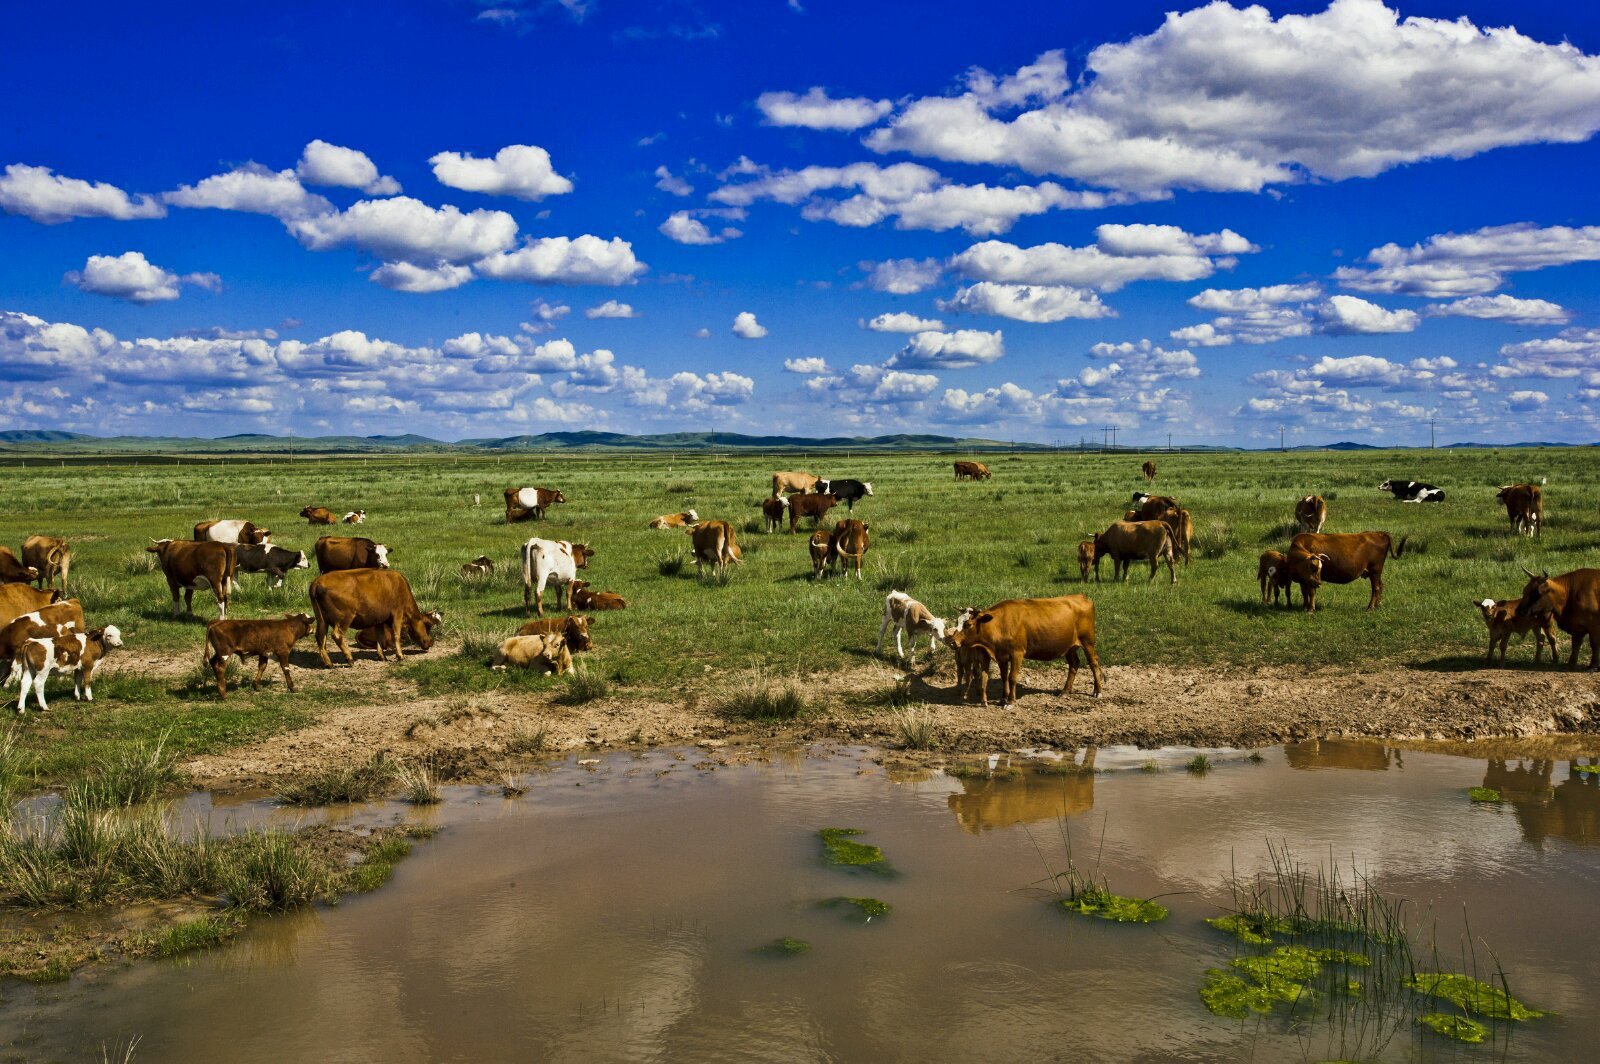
top-left (1314, 295), bottom-right (1420, 335)
top-left (888, 329), bottom-right (1004, 370)
top-left (939, 282), bottom-right (1113, 323)
top-left (0, 164), bottom-right (166, 224)
top-left (731, 311), bottom-right (768, 339)
top-left (369, 261), bottom-right (474, 293)
top-left (950, 224), bottom-right (1256, 291)
top-left (1336, 223), bottom-right (1600, 297)
top-left (1425, 294), bottom-right (1571, 325)
top-left (585, 300), bottom-right (638, 319)
top-left (287, 196), bottom-right (517, 264)
top-left (475, 235), bottom-right (647, 285)
top-left (429, 144), bottom-right (574, 200)
top-left (660, 210), bottom-right (742, 245)
top-left (64, 251), bottom-right (218, 304)
top-left (861, 257), bottom-right (943, 294)
top-left (297, 140), bottom-right (401, 195)
top-left (862, 312), bottom-right (945, 333)
top-left (166, 165), bottom-right (333, 221)
top-left (784, 357), bottom-right (830, 373)
top-left (756, 87), bottom-right (893, 130)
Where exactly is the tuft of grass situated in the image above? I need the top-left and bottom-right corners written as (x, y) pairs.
top-left (395, 760), bottom-right (441, 805)
top-left (147, 912), bottom-right (244, 957)
top-left (504, 723), bottom-right (549, 754)
top-left (278, 754), bottom-right (396, 806)
top-left (454, 630), bottom-right (501, 662)
top-left (1418, 1013), bottom-right (1488, 1044)
top-left (655, 550), bottom-right (688, 577)
top-left (1140, 759), bottom-right (1160, 774)
top-left (346, 835), bottom-right (413, 894)
top-left (1192, 520), bottom-right (1240, 559)
top-left (874, 521), bottom-right (919, 543)
top-left (80, 735), bottom-right (183, 808)
top-left (559, 666), bottom-right (611, 705)
top-left (754, 936), bottom-right (811, 957)
top-left (1186, 754), bottom-right (1212, 775)
top-left (872, 557), bottom-right (918, 592)
top-left (0, 728), bottom-right (32, 808)
top-left (723, 678), bottom-right (812, 721)
top-left (664, 481), bottom-right (694, 494)
top-left (891, 707), bottom-right (937, 750)
top-left (215, 830), bottom-right (343, 910)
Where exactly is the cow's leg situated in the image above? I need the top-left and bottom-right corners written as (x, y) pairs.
top-left (1004, 650), bottom-right (1024, 707)
top-left (253, 655), bottom-right (270, 690)
top-left (1081, 639), bottom-right (1104, 697)
top-left (169, 581), bottom-right (183, 617)
top-left (316, 617), bottom-right (334, 668)
top-left (1367, 572), bottom-right (1383, 610)
top-left (212, 653), bottom-right (230, 697)
top-left (1167, 552), bottom-right (1177, 585)
top-left (1061, 647), bottom-right (1080, 695)
top-left (184, 588), bottom-right (195, 615)
top-left (334, 626), bottom-right (356, 666)
top-left (389, 615), bottom-right (406, 660)
top-left (217, 591), bottom-right (228, 620)
top-left (876, 614), bottom-right (891, 655)
top-left (895, 625), bottom-right (908, 660)
top-left (15, 670), bottom-right (30, 713)
top-left (278, 651), bottom-right (295, 692)
top-left (1588, 627), bottom-right (1600, 670)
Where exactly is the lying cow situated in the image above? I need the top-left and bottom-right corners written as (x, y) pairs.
top-left (505, 486), bottom-right (565, 522)
top-left (1378, 479), bottom-right (1444, 503)
top-left (203, 613), bottom-right (315, 697)
top-left (516, 614), bottom-right (594, 652)
top-left (309, 568), bottom-right (440, 667)
top-left (826, 519), bottom-right (870, 581)
top-left (194, 519), bottom-right (271, 545)
top-left (234, 543), bottom-right (309, 588)
top-left (570, 580), bottom-right (627, 610)
top-left (491, 633), bottom-right (571, 675)
top-left (1496, 484), bottom-right (1543, 538)
top-left (1515, 568), bottom-right (1600, 670)
top-left (1289, 531), bottom-right (1405, 610)
top-left (1475, 598), bottom-right (1559, 665)
top-left (808, 529), bottom-right (831, 578)
top-left (1093, 521), bottom-right (1177, 584)
top-left (460, 555), bottom-right (495, 578)
top-left (0, 547), bottom-right (38, 585)
top-left (315, 536), bottom-right (390, 572)
top-left (148, 539), bottom-right (236, 618)
top-left (343, 510), bottom-right (366, 524)
top-left (772, 470), bottom-right (819, 497)
top-left (300, 506), bottom-right (338, 525)
top-left (649, 510), bottom-right (699, 530)
top-left (520, 538), bottom-right (594, 615)
top-left (953, 461), bottom-right (991, 480)
top-left (786, 492), bottom-right (837, 532)
top-left (962, 595), bottom-right (1104, 706)
top-left (14, 625), bottom-right (122, 712)
top-left (690, 520), bottom-right (741, 578)
top-left (761, 497), bottom-right (788, 533)
top-left (21, 535), bottom-right (70, 594)
top-left (876, 591), bottom-right (947, 663)
top-left (1295, 495), bottom-right (1327, 534)
top-left (815, 478), bottom-right (873, 511)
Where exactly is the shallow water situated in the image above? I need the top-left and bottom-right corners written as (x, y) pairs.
top-left (5, 740), bottom-right (1600, 1062)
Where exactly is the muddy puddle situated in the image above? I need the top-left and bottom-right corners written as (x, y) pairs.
top-left (5, 740), bottom-right (1600, 1062)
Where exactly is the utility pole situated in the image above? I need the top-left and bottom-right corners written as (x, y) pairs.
top-left (1430, 417), bottom-right (1436, 449)
top-left (1167, 432), bottom-right (1172, 452)
top-left (1279, 425), bottom-right (1285, 452)
top-left (1111, 426), bottom-right (1118, 450)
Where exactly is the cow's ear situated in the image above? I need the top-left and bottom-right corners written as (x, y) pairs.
top-left (976, 613), bottom-right (994, 625)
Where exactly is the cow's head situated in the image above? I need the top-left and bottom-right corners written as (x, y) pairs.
top-left (247, 527), bottom-right (272, 545)
top-left (564, 615), bottom-right (593, 651)
top-left (1291, 552), bottom-right (1327, 587)
top-left (285, 612), bottom-right (316, 636)
top-left (863, 483), bottom-right (874, 496)
top-left (372, 543), bottom-right (391, 568)
top-left (571, 543), bottom-right (593, 568)
top-left (684, 509), bottom-right (699, 523)
top-left (299, 506), bottom-right (317, 518)
top-left (146, 538), bottom-right (173, 557)
top-left (407, 609), bottom-right (442, 651)
top-left (93, 625), bottom-right (124, 650)
top-left (1377, 479), bottom-right (1395, 492)
top-left (542, 634), bottom-right (572, 675)
top-left (550, 490), bottom-right (567, 505)
top-left (1473, 599), bottom-right (1504, 627)
top-left (291, 551), bottom-right (309, 570)
top-left (1516, 568), bottom-right (1562, 617)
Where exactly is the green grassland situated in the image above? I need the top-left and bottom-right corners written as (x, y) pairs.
top-left (0, 447), bottom-right (1593, 763)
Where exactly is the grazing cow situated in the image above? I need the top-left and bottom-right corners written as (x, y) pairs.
top-left (761, 497), bottom-right (788, 533)
top-left (1475, 598), bottom-right (1559, 665)
top-left (21, 535), bottom-right (71, 594)
top-left (1284, 550), bottom-right (1329, 613)
top-left (460, 555), bottom-right (495, 578)
top-left (1295, 495), bottom-right (1328, 534)
top-left (1378, 479), bottom-right (1445, 503)
top-left (233, 543), bottom-right (309, 588)
top-left (876, 591), bottom-right (947, 663)
top-left (1289, 531), bottom-right (1406, 610)
top-left (1077, 540), bottom-right (1095, 582)
top-left (14, 625), bottom-right (121, 712)
top-left (194, 520), bottom-right (271, 545)
top-left (520, 538), bottom-right (594, 615)
top-left (1129, 493), bottom-right (1179, 520)
top-left (772, 471), bottom-right (820, 498)
top-left (954, 461), bottom-right (991, 481)
top-left (690, 520), bottom-right (742, 578)
top-left (808, 529), bottom-right (832, 578)
top-left (649, 510), bottom-right (699, 530)
top-left (314, 536), bottom-right (391, 572)
top-left (947, 626), bottom-right (995, 706)
top-left (570, 579), bottom-right (628, 610)
top-left (147, 539), bottom-right (236, 618)
top-left (815, 478), bottom-right (874, 511)
top-left (962, 595), bottom-right (1104, 706)
top-left (504, 486), bottom-right (566, 522)
top-left (1258, 551), bottom-right (1292, 605)
top-left (203, 614), bottom-right (315, 697)
top-left (1141, 460), bottom-right (1157, 483)
top-left (491, 634), bottom-right (571, 675)
top-left (1515, 568), bottom-right (1600, 670)
top-left (516, 614), bottom-right (594, 652)
top-left (1092, 521), bottom-right (1177, 584)
top-left (309, 568), bottom-right (440, 667)
top-left (786, 492), bottom-right (838, 532)
top-left (0, 584), bottom-right (61, 630)
top-left (0, 547), bottom-right (38, 585)
top-left (300, 506), bottom-right (338, 525)
top-left (1160, 508), bottom-right (1194, 566)
top-left (826, 519), bottom-right (870, 581)
top-left (343, 510), bottom-right (366, 524)
top-left (1496, 484), bottom-right (1543, 538)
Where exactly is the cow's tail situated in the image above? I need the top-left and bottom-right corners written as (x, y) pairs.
top-left (520, 540), bottom-right (533, 590)
top-left (201, 628), bottom-right (217, 667)
top-left (1390, 536), bottom-right (1408, 559)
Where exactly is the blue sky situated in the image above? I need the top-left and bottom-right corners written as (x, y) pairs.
top-left (3, 0), bottom-right (1599, 445)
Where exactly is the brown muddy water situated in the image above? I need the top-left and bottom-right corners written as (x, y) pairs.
top-left (5, 741), bottom-right (1600, 1062)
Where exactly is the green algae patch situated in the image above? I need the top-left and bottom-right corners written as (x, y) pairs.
top-left (817, 828), bottom-right (891, 873)
top-left (1574, 764), bottom-right (1600, 775)
top-left (1199, 969), bottom-right (1308, 1018)
top-left (1206, 913), bottom-right (1294, 945)
top-left (1468, 787), bottom-right (1501, 803)
top-left (1407, 972), bottom-right (1543, 1021)
top-left (1058, 887), bottom-right (1168, 924)
top-left (823, 896), bottom-right (891, 921)
top-left (1233, 945), bottom-right (1321, 985)
top-left (754, 937), bottom-right (811, 957)
top-left (1311, 948), bottom-right (1371, 967)
top-left (1418, 1012), bottom-right (1488, 1044)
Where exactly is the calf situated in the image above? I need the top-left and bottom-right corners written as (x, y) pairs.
top-left (300, 506), bottom-right (338, 525)
top-left (343, 510), bottom-right (366, 524)
top-left (516, 614), bottom-right (594, 652)
top-left (786, 492), bottom-right (837, 532)
top-left (194, 519), bottom-right (271, 545)
top-left (761, 496), bottom-right (788, 533)
top-left (21, 535), bottom-right (70, 593)
top-left (520, 538), bottom-right (594, 615)
top-left (876, 591), bottom-right (947, 663)
top-left (1257, 551), bottom-right (1293, 606)
top-left (315, 536), bottom-right (391, 572)
top-left (308, 568), bottom-right (441, 667)
top-left (649, 510), bottom-right (699, 530)
top-left (1475, 598), bottom-right (1559, 665)
top-left (570, 580), bottom-right (627, 610)
top-left (808, 529), bottom-right (831, 579)
top-left (203, 614), bottom-right (315, 697)
top-left (1295, 495), bottom-right (1327, 534)
top-left (690, 520), bottom-right (741, 578)
top-left (1093, 521), bottom-right (1177, 584)
top-left (947, 626), bottom-right (995, 706)
top-left (1077, 540), bottom-right (1095, 582)
top-left (233, 542), bottom-right (309, 588)
top-left (962, 595), bottom-right (1104, 706)
top-left (1496, 484), bottom-right (1543, 538)
top-left (1285, 550), bottom-right (1329, 613)
top-left (1378, 479), bottom-right (1445, 503)
top-left (15, 626), bottom-right (122, 712)
top-left (147, 539), bottom-right (236, 618)
top-left (772, 470), bottom-right (819, 497)
top-left (815, 478), bottom-right (873, 511)
top-left (460, 555), bottom-right (495, 578)
top-left (826, 519), bottom-right (870, 581)
top-left (0, 547), bottom-right (38, 585)
top-left (491, 634), bottom-right (572, 675)
top-left (505, 486), bottom-right (565, 522)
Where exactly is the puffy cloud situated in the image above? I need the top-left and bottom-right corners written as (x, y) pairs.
top-left (865, 0), bottom-right (1600, 195)
top-left (756, 87), bottom-right (893, 130)
top-left (1425, 295), bottom-right (1571, 325)
top-left (287, 196), bottom-right (517, 264)
top-left (1335, 223), bottom-right (1600, 297)
top-left (165, 165), bottom-right (333, 220)
top-left (1507, 389), bottom-right (1549, 411)
top-left (784, 357), bottom-right (830, 373)
top-left (807, 363), bottom-right (941, 404)
top-left (950, 224), bottom-right (1256, 291)
top-left (0, 164), bottom-right (166, 224)
top-left (939, 282), bottom-right (1113, 323)
top-left (475, 235), bottom-right (647, 285)
top-left (659, 210), bottom-right (742, 245)
top-left (1080, 340), bottom-right (1200, 387)
top-left (1493, 328), bottom-right (1600, 380)
top-left (296, 140), bottom-right (401, 195)
top-left (585, 300), bottom-right (637, 319)
top-left (861, 257), bottom-right (943, 294)
top-left (731, 311), bottom-right (767, 339)
top-left (1313, 295), bottom-right (1420, 335)
top-left (1255, 354), bottom-right (1460, 397)
top-left (654, 166), bottom-right (693, 197)
top-left (1174, 284), bottom-right (1331, 346)
top-left (64, 251), bottom-right (219, 304)
top-left (862, 312), bottom-right (945, 334)
top-left (429, 144), bottom-right (573, 200)
top-left (369, 261), bottom-right (474, 293)
top-left (888, 329), bottom-right (1004, 369)
top-left (1187, 283), bottom-right (1322, 313)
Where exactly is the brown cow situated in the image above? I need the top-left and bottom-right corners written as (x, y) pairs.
top-left (786, 493), bottom-right (838, 532)
top-left (300, 506), bottom-right (338, 525)
top-left (1295, 495), bottom-right (1327, 534)
top-left (491, 633), bottom-right (571, 674)
top-left (761, 496), bottom-right (788, 533)
top-left (504, 486), bottom-right (566, 522)
top-left (0, 583), bottom-right (60, 629)
top-left (0, 547), bottom-right (38, 585)
top-left (1475, 598), bottom-right (1559, 665)
top-left (570, 579), bottom-right (628, 610)
top-left (690, 520), bottom-right (742, 577)
top-left (1284, 549), bottom-right (1329, 613)
top-left (1288, 532), bottom-right (1405, 610)
top-left (21, 535), bottom-right (70, 594)
top-left (0, 602), bottom-right (85, 667)
top-left (649, 510), bottom-right (699, 530)
top-left (1077, 540), bottom-right (1095, 582)
top-left (315, 536), bottom-right (391, 572)
top-left (1141, 460), bottom-right (1156, 483)
top-left (1497, 484), bottom-right (1543, 538)
top-left (954, 460), bottom-right (991, 481)
top-left (963, 595), bottom-right (1104, 706)
top-left (460, 555), bottom-right (495, 578)
top-left (1515, 568), bottom-right (1600, 670)
top-left (516, 614), bottom-right (594, 652)
top-left (772, 471), bottom-right (820, 497)
top-left (308, 568), bottom-right (440, 667)
top-left (826, 519), bottom-right (870, 581)
top-left (1257, 550), bottom-right (1292, 605)
top-left (946, 625), bottom-right (994, 706)
top-left (1128, 493), bottom-right (1179, 521)
top-left (1161, 508), bottom-right (1194, 566)
top-left (808, 529), bottom-right (831, 579)
top-left (203, 614), bottom-right (315, 697)
top-left (1092, 521), bottom-right (1177, 583)
top-left (147, 539), bottom-right (236, 618)
top-left (194, 520), bottom-right (271, 545)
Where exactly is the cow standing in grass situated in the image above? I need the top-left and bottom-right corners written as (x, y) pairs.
top-left (1497, 484), bottom-right (1543, 538)
top-left (1093, 521), bottom-right (1177, 584)
top-left (1295, 495), bottom-right (1327, 534)
top-left (1141, 460), bottom-right (1156, 484)
top-left (1289, 532), bottom-right (1404, 610)
top-left (826, 519), bottom-right (870, 581)
top-left (1515, 568), bottom-right (1600, 670)
top-left (21, 535), bottom-right (70, 594)
top-left (505, 486), bottom-right (565, 522)
top-left (520, 538), bottom-right (593, 615)
top-left (690, 521), bottom-right (741, 578)
top-left (309, 569), bottom-right (440, 667)
top-left (203, 614), bottom-right (315, 696)
top-left (148, 539), bottom-right (236, 619)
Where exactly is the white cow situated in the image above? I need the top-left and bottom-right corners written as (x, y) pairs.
top-left (876, 591), bottom-right (948, 663)
top-left (519, 538), bottom-right (595, 616)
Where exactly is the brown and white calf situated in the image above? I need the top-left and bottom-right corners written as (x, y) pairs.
top-left (460, 555), bottom-right (495, 578)
top-left (194, 520), bottom-right (271, 545)
top-left (343, 510), bottom-right (366, 524)
top-left (1257, 550), bottom-right (1293, 605)
top-left (876, 591), bottom-right (947, 663)
top-left (14, 625), bottom-right (122, 712)
top-left (516, 614), bottom-right (594, 652)
top-left (203, 613), bottom-right (315, 697)
top-left (1476, 598), bottom-right (1559, 665)
top-left (1295, 495), bottom-right (1328, 534)
top-left (300, 506), bottom-right (338, 525)
top-left (505, 486), bottom-right (566, 522)
top-left (491, 633), bottom-right (572, 674)
top-left (946, 625), bottom-right (995, 706)
top-left (649, 510), bottom-right (699, 530)
top-left (570, 579), bottom-right (627, 610)
top-left (808, 529), bottom-right (831, 578)
top-left (761, 497), bottom-right (788, 533)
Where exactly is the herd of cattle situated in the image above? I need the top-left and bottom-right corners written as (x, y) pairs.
top-left (0, 462), bottom-right (1595, 714)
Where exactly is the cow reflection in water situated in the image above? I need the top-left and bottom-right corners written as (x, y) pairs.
top-left (947, 749), bottom-right (1096, 833)
top-left (1284, 739), bottom-right (1402, 772)
top-left (1483, 759), bottom-right (1600, 849)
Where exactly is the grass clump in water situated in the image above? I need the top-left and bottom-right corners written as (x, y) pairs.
top-left (395, 761), bottom-right (441, 805)
top-left (80, 735), bottom-right (183, 808)
top-left (1206, 912), bottom-right (1295, 946)
top-left (278, 754), bottom-right (396, 806)
top-left (1468, 787), bottom-right (1501, 803)
top-left (1417, 1013), bottom-right (1488, 1044)
top-left (146, 912), bottom-right (244, 957)
top-left (754, 936), bottom-right (811, 957)
top-left (824, 896), bottom-right (891, 921)
top-left (891, 707), bottom-right (937, 750)
top-left (1185, 754), bottom-right (1212, 775)
top-left (817, 827), bottom-right (890, 872)
top-left (1059, 888), bottom-right (1168, 924)
top-left (1406, 972), bottom-right (1543, 1021)
top-left (1200, 970), bottom-right (1302, 1018)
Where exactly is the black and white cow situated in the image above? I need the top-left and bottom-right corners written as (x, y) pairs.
top-left (815, 478), bottom-right (874, 511)
top-left (1378, 479), bottom-right (1445, 503)
top-left (233, 543), bottom-right (310, 588)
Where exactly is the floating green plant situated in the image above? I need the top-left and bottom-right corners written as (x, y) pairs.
top-left (1206, 912), bottom-right (1294, 945)
top-left (1186, 754), bottom-right (1212, 775)
top-left (823, 896), bottom-right (891, 920)
top-left (1418, 1012), bottom-right (1488, 1044)
top-left (1311, 948), bottom-right (1372, 967)
top-left (1199, 969), bottom-right (1306, 1018)
top-left (754, 936), bottom-right (811, 957)
top-left (1573, 764), bottom-right (1600, 775)
top-left (1407, 973), bottom-right (1543, 1021)
top-left (1468, 787), bottom-right (1502, 803)
top-left (817, 828), bottom-right (890, 872)
top-left (1059, 888), bottom-right (1168, 924)
top-left (1232, 944), bottom-right (1321, 986)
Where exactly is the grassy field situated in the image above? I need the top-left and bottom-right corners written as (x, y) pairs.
top-left (0, 447), bottom-right (1594, 778)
